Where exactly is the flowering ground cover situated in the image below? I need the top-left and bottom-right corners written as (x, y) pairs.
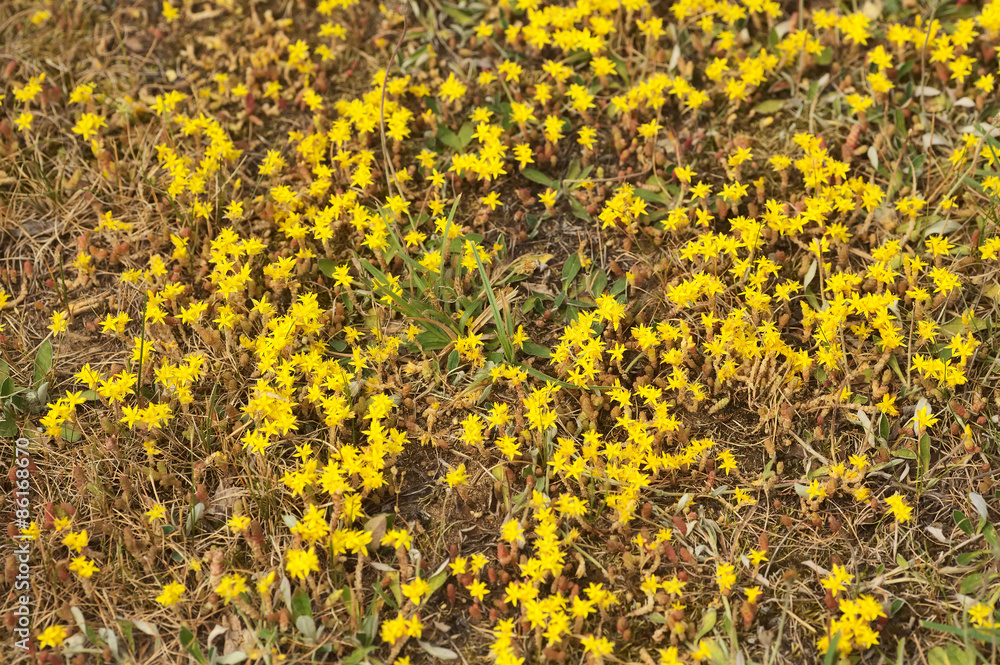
top-left (3, 0), bottom-right (1000, 663)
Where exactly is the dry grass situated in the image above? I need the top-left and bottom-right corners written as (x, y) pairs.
top-left (3, 1), bottom-right (1000, 664)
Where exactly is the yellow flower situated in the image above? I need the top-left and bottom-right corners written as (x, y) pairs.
top-left (156, 582), bottom-right (186, 607)
top-left (885, 492), bottom-right (913, 523)
top-left (673, 165), bottom-right (695, 183)
top-left (145, 504), bottom-right (167, 523)
top-left (63, 530), bottom-right (89, 553)
top-left (37, 625), bottom-right (68, 649)
top-left (381, 528), bottom-right (413, 551)
top-left (910, 405), bottom-right (939, 433)
top-left (820, 564), bottom-right (854, 596)
top-left (68, 83), bottom-right (94, 104)
top-left (538, 188), bottom-right (557, 208)
top-left (969, 603), bottom-right (996, 628)
top-left (224, 200), bottom-right (244, 220)
top-left (470, 553), bottom-right (488, 573)
top-left (402, 577), bottom-right (430, 604)
top-left (480, 191), bottom-right (501, 210)
top-left (445, 464), bottom-right (468, 488)
top-left (580, 634), bottom-right (614, 657)
top-left (691, 639), bottom-right (712, 661)
top-left (727, 147), bottom-right (752, 167)
top-left (15, 112), bottom-right (34, 131)
top-left (285, 546), bottom-right (320, 581)
top-left (876, 393), bottom-right (899, 416)
top-left (439, 73), bottom-right (467, 104)
top-left (215, 573), bottom-right (248, 604)
top-left (69, 556), bottom-right (99, 578)
top-left (49, 310), bottom-right (69, 335)
top-left (21, 521), bottom-right (41, 540)
top-left (256, 571), bottom-right (276, 594)
top-left (467, 579), bottom-right (489, 601)
top-left (72, 113), bottom-right (107, 141)
top-left (716, 562), bottom-right (736, 592)
top-left (501, 519), bottom-right (525, 544)
top-left (228, 515), bottom-right (251, 531)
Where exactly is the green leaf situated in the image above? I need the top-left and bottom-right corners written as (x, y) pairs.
top-left (427, 566), bottom-right (450, 596)
top-left (33, 339), bottom-right (53, 387)
top-left (184, 503), bottom-right (204, 536)
top-left (752, 99), bottom-right (785, 115)
top-left (179, 627), bottom-right (207, 665)
top-left (923, 620), bottom-right (1000, 645)
top-left (956, 551), bottom-right (984, 566)
top-left (522, 342), bottom-right (551, 359)
top-left (984, 523), bottom-right (1000, 556)
top-left (458, 301), bottom-right (483, 331)
top-left (568, 197), bottom-right (591, 222)
top-left (456, 121), bottom-right (474, 147)
top-left (372, 580), bottom-right (399, 611)
top-left (418, 641), bottom-right (459, 660)
top-left (342, 646), bottom-right (377, 665)
top-left (0, 410), bottom-right (16, 437)
top-left (416, 328), bottom-right (452, 352)
top-left (569, 165), bottom-right (594, 188)
top-left (521, 168), bottom-right (557, 188)
top-left (633, 187), bottom-right (668, 204)
top-left (954, 510), bottom-right (974, 536)
top-left (117, 620), bottom-right (135, 651)
top-left (566, 158), bottom-right (581, 182)
top-left (824, 633), bottom-right (841, 665)
top-left (942, 315), bottom-right (990, 335)
top-left (515, 363), bottom-right (578, 390)
top-left (590, 270), bottom-right (608, 296)
top-left (292, 589), bottom-right (313, 621)
top-left (806, 80), bottom-right (819, 102)
top-left (960, 573), bottom-right (985, 595)
top-left (695, 608), bottom-right (716, 642)
top-left (437, 123), bottom-right (474, 150)
top-left (438, 126), bottom-right (463, 150)
top-left (359, 259), bottom-right (456, 333)
top-left (471, 245), bottom-right (514, 363)
top-left (895, 109), bottom-right (907, 138)
top-left (919, 432), bottom-right (931, 478)
top-left (878, 414), bottom-right (890, 442)
top-left (927, 645), bottom-right (977, 665)
top-left (562, 253), bottom-right (582, 286)
top-left (61, 422), bottom-right (83, 443)
top-left (440, 3), bottom-right (473, 25)
top-left (318, 258), bottom-right (336, 278)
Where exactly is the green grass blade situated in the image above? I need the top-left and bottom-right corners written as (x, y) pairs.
top-left (471, 243), bottom-right (514, 363)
